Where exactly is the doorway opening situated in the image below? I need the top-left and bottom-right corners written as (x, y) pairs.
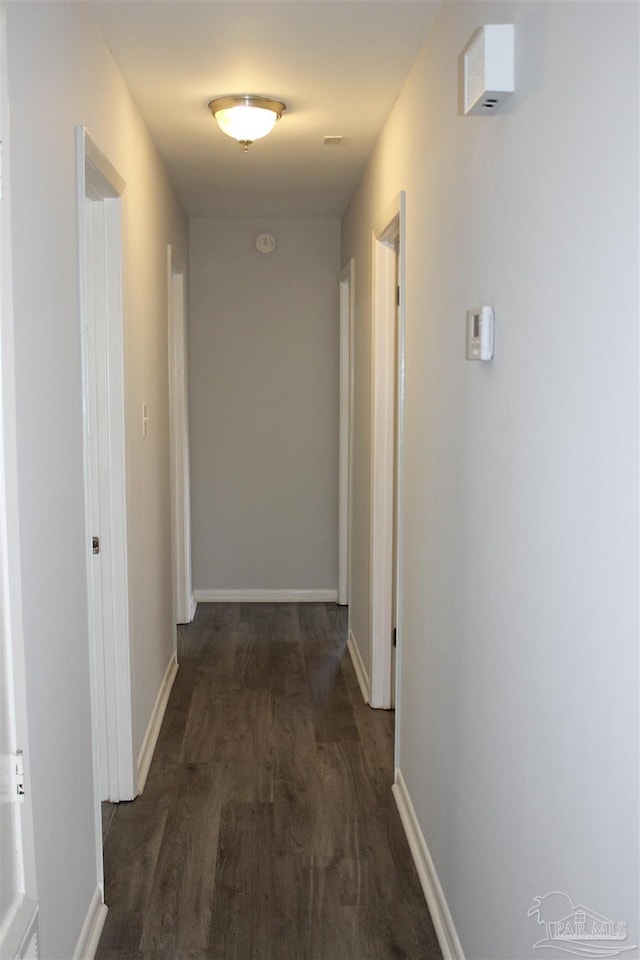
top-left (369, 193), bottom-right (406, 712)
top-left (338, 258), bottom-right (354, 609)
top-left (168, 248), bottom-right (194, 628)
top-left (77, 129), bottom-right (135, 811)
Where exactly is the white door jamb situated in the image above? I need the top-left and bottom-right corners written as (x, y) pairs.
top-left (77, 127), bottom-right (135, 818)
top-left (369, 192), bottom-right (406, 711)
top-left (167, 247), bottom-right (194, 626)
top-left (338, 259), bottom-right (355, 608)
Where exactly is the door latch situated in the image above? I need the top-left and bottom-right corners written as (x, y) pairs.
top-left (12, 750), bottom-right (25, 802)
top-left (92, 536), bottom-right (100, 555)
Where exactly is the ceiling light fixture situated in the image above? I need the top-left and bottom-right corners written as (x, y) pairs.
top-left (208, 95), bottom-right (286, 153)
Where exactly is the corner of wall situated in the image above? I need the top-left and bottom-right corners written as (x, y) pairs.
top-left (347, 628), bottom-right (370, 704)
top-left (136, 653), bottom-right (178, 794)
top-left (72, 888), bottom-right (108, 960)
top-left (392, 771), bottom-right (464, 960)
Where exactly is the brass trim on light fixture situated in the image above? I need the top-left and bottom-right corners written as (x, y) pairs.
top-left (208, 95), bottom-right (287, 152)
top-left (208, 95), bottom-right (286, 116)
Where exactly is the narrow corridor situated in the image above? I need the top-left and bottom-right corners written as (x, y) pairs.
top-left (96, 603), bottom-right (440, 959)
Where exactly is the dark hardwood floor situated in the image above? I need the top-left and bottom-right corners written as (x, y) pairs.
top-left (96, 602), bottom-right (441, 960)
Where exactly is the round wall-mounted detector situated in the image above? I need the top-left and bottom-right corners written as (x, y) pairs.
top-left (255, 232), bottom-right (276, 254)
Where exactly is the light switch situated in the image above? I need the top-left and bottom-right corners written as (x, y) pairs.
top-left (142, 403), bottom-right (149, 437)
top-left (466, 306), bottom-right (494, 361)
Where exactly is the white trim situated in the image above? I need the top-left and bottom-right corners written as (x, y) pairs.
top-left (347, 629), bottom-right (370, 704)
top-left (188, 591), bottom-right (197, 621)
top-left (77, 126), bottom-right (135, 814)
top-left (338, 259), bottom-right (355, 607)
top-left (374, 194), bottom-right (406, 244)
top-left (137, 654), bottom-right (178, 794)
top-left (393, 192), bottom-right (407, 761)
top-left (72, 887), bottom-right (108, 960)
top-left (194, 589), bottom-right (337, 603)
top-left (83, 138), bottom-right (125, 198)
top-left (369, 191), bottom-right (406, 710)
top-left (369, 231), bottom-right (395, 707)
top-left (1, 897), bottom-right (38, 960)
top-left (369, 191), bottom-right (406, 712)
top-left (392, 771), bottom-right (465, 960)
top-left (167, 249), bottom-right (193, 627)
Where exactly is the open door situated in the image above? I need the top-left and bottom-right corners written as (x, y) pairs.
top-left (369, 193), bottom-right (405, 712)
top-left (77, 128), bottom-right (135, 804)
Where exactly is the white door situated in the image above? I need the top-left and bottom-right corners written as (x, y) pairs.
top-left (78, 129), bottom-right (135, 804)
top-left (370, 193), bottom-right (406, 711)
top-left (0, 10), bottom-right (39, 956)
top-left (391, 245), bottom-right (400, 708)
top-left (84, 194), bottom-right (113, 802)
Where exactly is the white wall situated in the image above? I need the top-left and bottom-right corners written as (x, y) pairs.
top-left (190, 217), bottom-right (340, 596)
top-left (5, 2), bottom-right (188, 956)
top-left (341, 2), bottom-right (639, 957)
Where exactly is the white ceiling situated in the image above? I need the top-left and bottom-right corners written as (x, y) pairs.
top-left (88, 0), bottom-right (441, 218)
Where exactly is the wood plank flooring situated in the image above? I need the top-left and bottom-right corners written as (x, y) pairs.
top-left (96, 603), bottom-right (441, 960)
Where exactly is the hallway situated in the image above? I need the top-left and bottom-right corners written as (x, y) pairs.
top-left (96, 603), bottom-right (440, 960)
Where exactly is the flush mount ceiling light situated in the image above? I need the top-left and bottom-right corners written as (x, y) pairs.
top-left (208, 95), bottom-right (286, 153)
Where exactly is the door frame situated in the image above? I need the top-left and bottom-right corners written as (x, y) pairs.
top-left (338, 258), bottom-right (355, 607)
top-left (369, 192), bottom-right (406, 710)
top-left (167, 246), bottom-right (194, 626)
top-left (76, 127), bottom-right (135, 813)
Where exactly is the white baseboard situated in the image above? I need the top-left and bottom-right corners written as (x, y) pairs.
top-left (2, 895), bottom-right (38, 959)
top-left (392, 771), bottom-right (464, 960)
top-left (188, 591), bottom-right (197, 621)
top-left (136, 653), bottom-right (178, 794)
top-left (73, 887), bottom-right (107, 960)
top-left (347, 628), bottom-right (370, 704)
top-left (194, 589), bottom-right (338, 603)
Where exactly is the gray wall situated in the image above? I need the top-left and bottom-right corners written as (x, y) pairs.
top-left (5, 3), bottom-right (188, 955)
top-left (341, 2), bottom-right (638, 957)
top-left (190, 217), bottom-right (340, 595)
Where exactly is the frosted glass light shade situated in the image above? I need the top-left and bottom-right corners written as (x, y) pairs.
top-left (208, 95), bottom-right (286, 149)
top-left (215, 105), bottom-right (277, 142)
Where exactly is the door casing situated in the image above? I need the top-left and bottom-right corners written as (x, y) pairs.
top-left (168, 247), bottom-right (194, 626)
top-left (369, 192), bottom-right (406, 722)
top-left (77, 128), bottom-right (135, 818)
top-left (338, 258), bottom-right (355, 608)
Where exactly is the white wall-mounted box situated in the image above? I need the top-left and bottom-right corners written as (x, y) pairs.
top-left (463, 24), bottom-right (514, 115)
